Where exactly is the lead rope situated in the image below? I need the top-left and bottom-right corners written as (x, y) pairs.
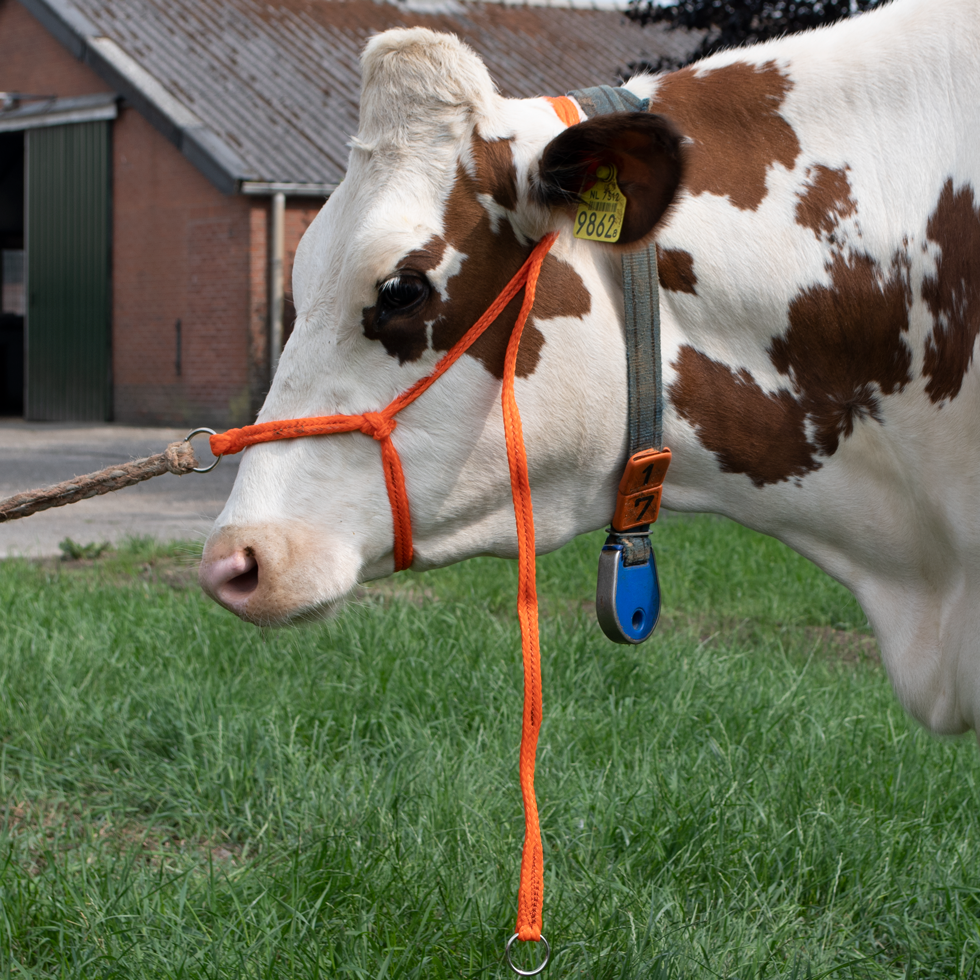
top-left (0, 436), bottom-right (212, 522)
top-left (210, 233), bottom-right (558, 975)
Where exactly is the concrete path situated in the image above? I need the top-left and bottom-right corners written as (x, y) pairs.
top-left (0, 421), bottom-right (239, 558)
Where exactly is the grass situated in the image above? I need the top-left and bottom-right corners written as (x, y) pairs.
top-left (0, 516), bottom-right (977, 978)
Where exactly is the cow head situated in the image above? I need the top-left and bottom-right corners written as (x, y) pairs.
top-left (199, 28), bottom-right (682, 624)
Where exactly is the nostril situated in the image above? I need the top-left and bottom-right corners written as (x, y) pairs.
top-left (201, 548), bottom-right (260, 607)
top-left (224, 559), bottom-right (259, 599)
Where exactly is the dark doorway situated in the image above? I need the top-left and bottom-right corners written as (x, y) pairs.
top-left (0, 131), bottom-right (24, 417)
top-left (25, 121), bottom-right (111, 420)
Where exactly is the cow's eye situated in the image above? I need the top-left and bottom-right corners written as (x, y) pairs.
top-left (378, 273), bottom-right (429, 315)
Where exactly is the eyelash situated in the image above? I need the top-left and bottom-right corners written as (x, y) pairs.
top-left (378, 273), bottom-right (429, 313)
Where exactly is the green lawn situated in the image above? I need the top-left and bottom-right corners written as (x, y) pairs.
top-left (0, 517), bottom-right (978, 979)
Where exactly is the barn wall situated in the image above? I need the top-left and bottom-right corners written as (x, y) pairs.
top-left (112, 151), bottom-right (322, 427)
top-left (247, 197), bottom-right (323, 418)
top-left (2, 0), bottom-right (328, 428)
top-left (3, 0), bottom-right (266, 428)
top-left (112, 107), bottom-right (254, 428)
top-left (0, 0), bottom-right (111, 96)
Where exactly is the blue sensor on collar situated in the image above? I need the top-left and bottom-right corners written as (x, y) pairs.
top-left (595, 532), bottom-right (661, 644)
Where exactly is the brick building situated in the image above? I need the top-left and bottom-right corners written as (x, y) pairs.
top-left (0, 0), bottom-right (691, 426)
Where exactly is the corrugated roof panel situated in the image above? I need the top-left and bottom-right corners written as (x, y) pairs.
top-left (67, 0), bottom-right (696, 184)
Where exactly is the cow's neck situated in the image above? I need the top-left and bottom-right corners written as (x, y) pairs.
top-left (628, 229), bottom-right (975, 739)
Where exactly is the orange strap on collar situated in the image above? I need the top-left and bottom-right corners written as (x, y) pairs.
top-left (545, 95), bottom-right (581, 128)
top-left (210, 233), bottom-right (559, 956)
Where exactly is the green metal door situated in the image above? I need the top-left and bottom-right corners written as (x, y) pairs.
top-left (26, 121), bottom-right (111, 420)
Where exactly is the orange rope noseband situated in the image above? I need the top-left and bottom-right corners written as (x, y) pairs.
top-left (210, 231), bottom-right (559, 960)
top-left (211, 232), bottom-right (557, 572)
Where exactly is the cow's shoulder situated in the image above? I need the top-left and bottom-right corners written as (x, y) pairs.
top-left (647, 59), bottom-right (800, 212)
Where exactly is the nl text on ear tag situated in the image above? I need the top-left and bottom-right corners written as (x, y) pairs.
top-left (574, 163), bottom-right (626, 243)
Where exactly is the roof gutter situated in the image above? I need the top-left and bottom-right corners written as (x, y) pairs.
top-left (0, 92), bottom-right (118, 132)
top-left (240, 182), bottom-right (337, 197)
top-left (17, 0), bottom-right (256, 194)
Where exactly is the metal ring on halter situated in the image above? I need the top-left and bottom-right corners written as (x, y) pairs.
top-left (504, 933), bottom-right (550, 976)
top-left (184, 428), bottom-right (221, 473)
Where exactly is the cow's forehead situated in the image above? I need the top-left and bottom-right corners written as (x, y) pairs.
top-left (292, 150), bottom-right (453, 316)
top-left (295, 27), bottom-right (568, 307)
top-left (296, 107), bottom-right (553, 307)
top-left (290, 94), bottom-right (590, 390)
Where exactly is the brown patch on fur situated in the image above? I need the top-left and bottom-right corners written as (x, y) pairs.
top-left (772, 250), bottom-right (912, 455)
top-left (363, 138), bottom-right (590, 378)
top-left (528, 252), bottom-right (592, 321)
top-left (669, 345), bottom-right (817, 487)
top-left (432, 156), bottom-right (544, 378)
top-left (922, 179), bottom-right (980, 404)
top-left (656, 246), bottom-right (698, 294)
top-left (671, 245), bottom-right (912, 485)
top-left (650, 60), bottom-right (800, 212)
top-left (405, 242), bottom-right (447, 272)
top-left (435, 245), bottom-right (590, 380)
top-left (474, 136), bottom-right (519, 211)
top-left (795, 165), bottom-right (856, 239)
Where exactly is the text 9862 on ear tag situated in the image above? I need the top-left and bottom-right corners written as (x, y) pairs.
top-left (574, 164), bottom-right (626, 243)
top-left (612, 447), bottom-right (671, 532)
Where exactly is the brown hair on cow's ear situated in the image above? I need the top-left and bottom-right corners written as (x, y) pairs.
top-left (534, 112), bottom-right (685, 247)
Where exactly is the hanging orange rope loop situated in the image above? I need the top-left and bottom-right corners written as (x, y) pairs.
top-left (502, 236), bottom-right (553, 978)
top-left (210, 231), bottom-right (559, 972)
top-left (503, 241), bottom-right (547, 939)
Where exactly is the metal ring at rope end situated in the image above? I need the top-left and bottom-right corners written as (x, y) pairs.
top-left (184, 427), bottom-right (221, 473)
top-left (505, 933), bottom-right (550, 976)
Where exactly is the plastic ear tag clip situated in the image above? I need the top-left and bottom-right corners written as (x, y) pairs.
top-left (596, 448), bottom-right (671, 644)
top-left (574, 164), bottom-right (626, 243)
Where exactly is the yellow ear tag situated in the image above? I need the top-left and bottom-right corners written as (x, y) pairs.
top-left (574, 163), bottom-right (626, 243)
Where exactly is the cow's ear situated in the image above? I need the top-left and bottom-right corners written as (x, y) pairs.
top-left (534, 112), bottom-right (684, 247)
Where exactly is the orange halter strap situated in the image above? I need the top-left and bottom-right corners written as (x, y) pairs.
top-left (210, 231), bottom-right (558, 961)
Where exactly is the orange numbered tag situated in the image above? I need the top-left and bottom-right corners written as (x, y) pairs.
top-left (612, 447), bottom-right (671, 531)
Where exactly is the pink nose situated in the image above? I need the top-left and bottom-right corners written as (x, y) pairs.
top-left (199, 548), bottom-right (260, 613)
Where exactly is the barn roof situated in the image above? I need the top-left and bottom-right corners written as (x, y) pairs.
top-left (18, 0), bottom-right (695, 194)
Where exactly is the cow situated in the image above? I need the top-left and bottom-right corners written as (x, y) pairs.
top-left (199, 0), bottom-right (980, 739)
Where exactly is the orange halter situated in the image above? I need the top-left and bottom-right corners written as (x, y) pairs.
top-left (211, 230), bottom-right (559, 960)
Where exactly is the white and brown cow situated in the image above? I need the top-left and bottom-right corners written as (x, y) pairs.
top-left (200, 0), bottom-right (980, 737)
